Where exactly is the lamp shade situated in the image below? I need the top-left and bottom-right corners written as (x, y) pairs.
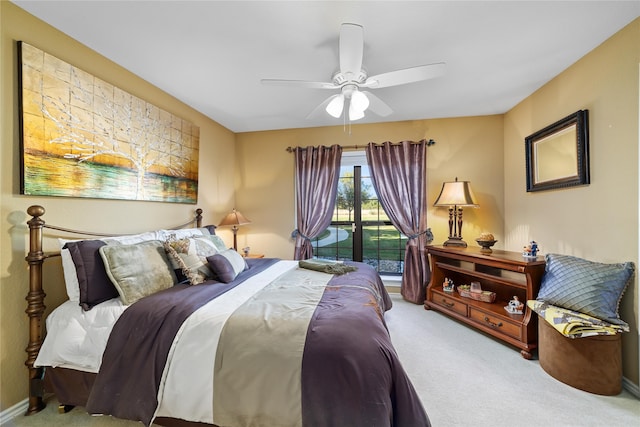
top-left (218, 209), bottom-right (251, 227)
top-left (348, 103), bottom-right (365, 121)
top-left (433, 179), bottom-right (479, 207)
top-left (326, 95), bottom-right (345, 118)
top-left (350, 90), bottom-right (370, 112)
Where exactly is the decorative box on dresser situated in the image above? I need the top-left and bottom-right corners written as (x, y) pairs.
top-left (424, 245), bottom-right (546, 359)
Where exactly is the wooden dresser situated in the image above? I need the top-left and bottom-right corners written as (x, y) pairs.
top-left (424, 245), bottom-right (546, 359)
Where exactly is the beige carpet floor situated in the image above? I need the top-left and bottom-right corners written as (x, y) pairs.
top-left (6, 293), bottom-right (640, 426)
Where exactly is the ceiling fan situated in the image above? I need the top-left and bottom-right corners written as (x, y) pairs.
top-left (261, 23), bottom-right (446, 122)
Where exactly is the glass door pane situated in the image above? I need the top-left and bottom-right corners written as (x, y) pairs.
top-left (312, 153), bottom-right (406, 275)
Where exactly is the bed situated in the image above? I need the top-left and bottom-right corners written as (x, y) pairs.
top-left (24, 205), bottom-right (430, 427)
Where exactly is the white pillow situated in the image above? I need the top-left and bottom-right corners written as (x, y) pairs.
top-left (101, 231), bottom-right (162, 246)
top-left (156, 227), bottom-right (211, 241)
top-left (59, 242), bottom-right (80, 301)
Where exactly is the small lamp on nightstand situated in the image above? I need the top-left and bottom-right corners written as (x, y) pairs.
top-left (433, 177), bottom-right (479, 247)
top-left (218, 209), bottom-right (251, 251)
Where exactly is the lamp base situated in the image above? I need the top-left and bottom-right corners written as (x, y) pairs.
top-left (231, 226), bottom-right (238, 251)
top-left (442, 237), bottom-right (468, 247)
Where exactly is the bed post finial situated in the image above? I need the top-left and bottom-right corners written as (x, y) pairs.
top-left (27, 205), bottom-right (45, 218)
top-left (25, 205), bottom-right (46, 415)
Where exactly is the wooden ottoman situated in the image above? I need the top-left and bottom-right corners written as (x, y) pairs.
top-left (538, 318), bottom-right (622, 395)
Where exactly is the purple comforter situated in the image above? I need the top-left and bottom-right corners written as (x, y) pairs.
top-left (86, 260), bottom-right (429, 427)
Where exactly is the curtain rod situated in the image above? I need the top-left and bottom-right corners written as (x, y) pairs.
top-left (285, 138), bottom-right (435, 152)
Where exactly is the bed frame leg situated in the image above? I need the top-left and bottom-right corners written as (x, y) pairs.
top-left (25, 374), bottom-right (45, 415)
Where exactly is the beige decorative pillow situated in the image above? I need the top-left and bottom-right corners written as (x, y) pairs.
top-left (164, 235), bottom-right (221, 285)
top-left (99, 240), bottom-right (176, 305)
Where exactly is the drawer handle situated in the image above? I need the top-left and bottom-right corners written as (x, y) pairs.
top-left (441, 299), bottom-right (455, 308)
top-left (484, 316), bottom-right (503, 328)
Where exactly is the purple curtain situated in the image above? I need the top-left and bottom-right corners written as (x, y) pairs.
top-left (366, 140), bottom-right (430, 304)
top-left (293, 145), bottom-right (342, 260)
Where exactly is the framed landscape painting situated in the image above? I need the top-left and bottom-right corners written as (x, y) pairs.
top-left (18, 42), bottom-right (199, 204)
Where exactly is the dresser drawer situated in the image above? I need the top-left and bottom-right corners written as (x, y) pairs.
top-left (432, 292), bottom-right (468, 317)
top-left (469, 308), bottom-right (521, 340)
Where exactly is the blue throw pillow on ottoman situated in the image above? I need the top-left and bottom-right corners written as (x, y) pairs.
top-left (537, 253), bottom-right (634, 327)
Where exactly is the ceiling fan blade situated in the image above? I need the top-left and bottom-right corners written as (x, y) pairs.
top-left (361, 91), bottom-right (393, 117)
top-left (363, 62), bottom-right (446, 89)
top-left (261, 79), bottom-right (338, 90)
top-left (339, 23), bottom-right (364, 80)
top-left (306, 94), bottom-right (343, 119)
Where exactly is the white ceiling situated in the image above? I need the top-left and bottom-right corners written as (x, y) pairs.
top-left (12, 1), bottom-right (640, 133)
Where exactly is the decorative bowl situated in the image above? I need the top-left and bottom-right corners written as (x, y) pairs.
top-left (475, 239), bottom-right (497, 253)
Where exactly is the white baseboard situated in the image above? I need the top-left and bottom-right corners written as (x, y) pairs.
top-left (0, 398), bottom-right (27, 426)
top-left (622, 376), bottom-right (640, 398)
top-left (381, 275), bottom-right (401, 293)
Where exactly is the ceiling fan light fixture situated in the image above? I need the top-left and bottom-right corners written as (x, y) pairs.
top-left (263, 23), bottom-right (446, 125)
top-left (349, 103), bottom-right (365, 121)
top-left (350, 90), bottom-right (369, 112)
top-left (326, 95), bottom-right (345, 118)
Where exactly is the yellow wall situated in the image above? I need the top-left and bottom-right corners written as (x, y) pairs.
top-left (235, 116), bottom-right (505, 259)
top-left (1, 2), bottom-right (639, 413)
top-left (1, 2), bottom-right (236, 409)
top-left (504, 18), bottom-right (640, 385)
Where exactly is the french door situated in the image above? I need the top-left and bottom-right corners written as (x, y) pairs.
top-left (312, 153), bottom-right (406, 275)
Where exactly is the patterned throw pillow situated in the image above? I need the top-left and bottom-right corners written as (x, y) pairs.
top-left (163, 235), bottom-right (221, 285)
top-left (536, 253), bottom-right (634, 326)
